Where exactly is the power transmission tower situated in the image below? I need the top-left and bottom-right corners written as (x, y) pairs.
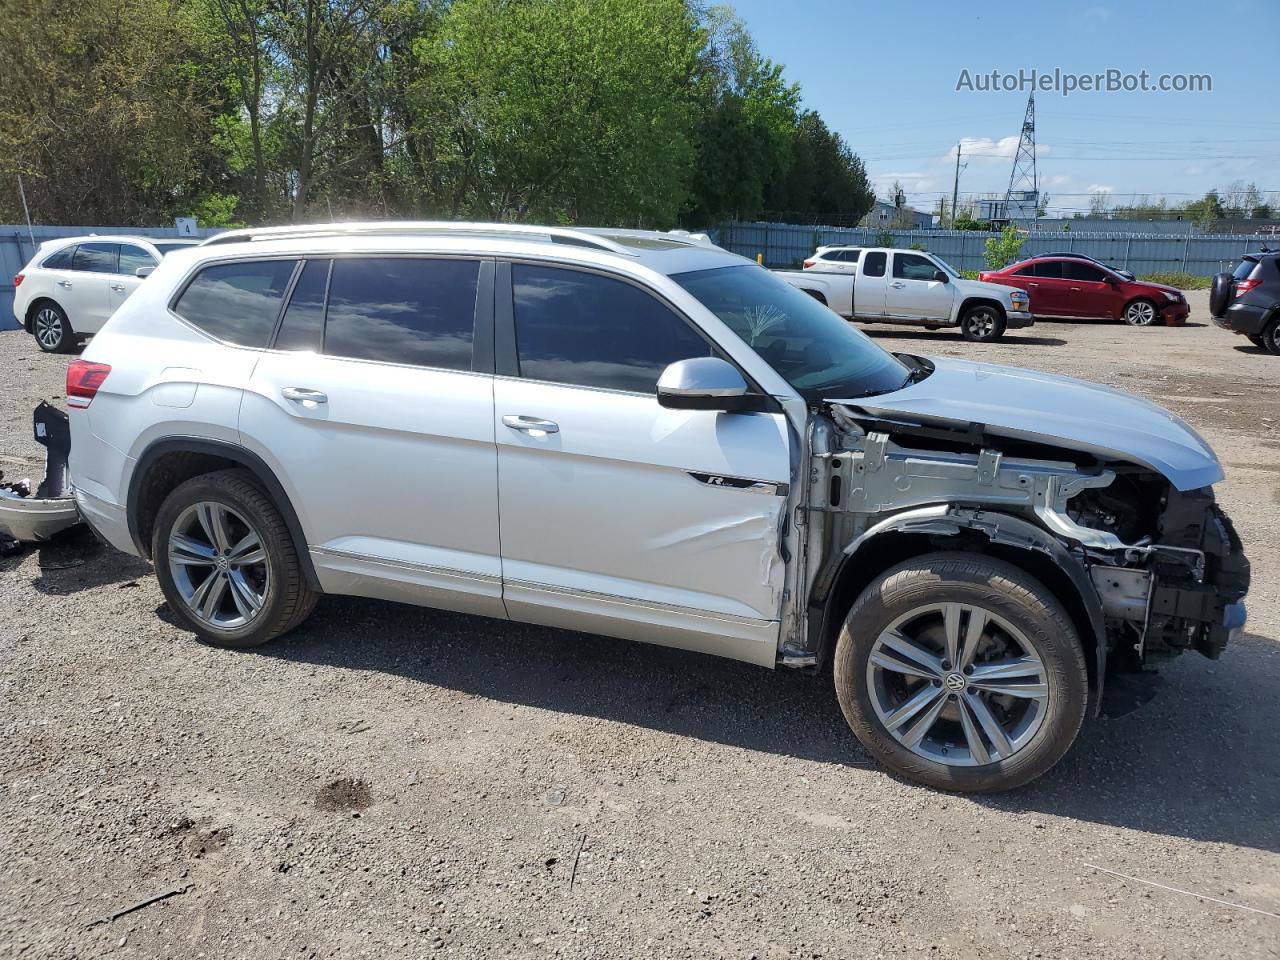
top-left (1002, 93), bottom-right (1038, 230)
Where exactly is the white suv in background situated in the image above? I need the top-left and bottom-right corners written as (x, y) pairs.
top-left (13, 236), bottom-right (200, 352)
top-left (802, 245), bottom-right (861, 273)
top-left (56, 221), bottom-right (1248, 793)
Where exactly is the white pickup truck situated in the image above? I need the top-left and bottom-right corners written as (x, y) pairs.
top-left (775, 247), bottom-right (1033, 342)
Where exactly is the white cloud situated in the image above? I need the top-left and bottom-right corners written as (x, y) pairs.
top-left (1084, 6), bottom-right (1112, 23)
top-left (870, 172), bottom-right (936, 196)
top-left (1047, 175), bottom-right (1071, 187)
top-left (1085, 183), bottom-right (1114, 195)
top-left (944, 137), bottom-right (1050, 163)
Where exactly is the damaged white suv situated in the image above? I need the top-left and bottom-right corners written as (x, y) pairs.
top-left (60, 222), bottom-right (1248, 792)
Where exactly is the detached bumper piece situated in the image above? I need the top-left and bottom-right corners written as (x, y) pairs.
top-left (1145, 488), bottom-right (1250, 660)
top-left (0, 402), bottom-right (80, 548)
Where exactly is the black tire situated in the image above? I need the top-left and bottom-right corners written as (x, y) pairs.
top-left (833, 552), bottom-right (1088, 793)
top-left (959, 304), bottom-right (1005, 342)
top-left (30, 301), bottom-right (74, 353)
top-left (1247, 334), bottom-right (1266, 349)
top-left (152, 469), bottom-right (317, 648)
top-left (1263, 319), bottom-right (1280, 356)
top-left (1209, 272), bottom-right (1232, 317)
top-left (1122, 298), bottom-right (1159, 327)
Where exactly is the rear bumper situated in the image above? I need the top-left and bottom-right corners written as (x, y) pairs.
top-left (0, 403), bottom-right (81, 545)
top-left (1005, 310), bottom-right (1034, 329)
top-left (1213, 301), bottom-right (1269, 336)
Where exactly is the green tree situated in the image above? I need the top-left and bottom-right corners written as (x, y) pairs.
top-left (0, 0), bottom-right (232, 224)
top-left (983, 226), bottom-right (1025, 269)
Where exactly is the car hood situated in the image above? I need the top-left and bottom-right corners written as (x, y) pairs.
top-left (955, 277), bottom-right (1021, 300)
top-left (831, 356), bottom-right (1221, 491)
top-left (1140, 281), bottom-right (1182, 297)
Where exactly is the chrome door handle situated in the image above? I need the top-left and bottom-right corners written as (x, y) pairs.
top-left (889, 281), bottom-right (906, 288)
top-left (110, 283), bottom-right (125, 292)
top-left (57, 280), bottom-right (72, 288)
top-left (281, 387), bottom-right (327, 404)
top-left (1026, 281), bottom-right (1039, 286)
top-left (502, 415), bottom-right (559, 434)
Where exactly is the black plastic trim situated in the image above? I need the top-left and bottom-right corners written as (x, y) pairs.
top-left (126, 437), bottom-right (322, 592)
top-left (494, 260), bottom-right (518, 377)
top-left (472, 259), bottom-right (496, 375)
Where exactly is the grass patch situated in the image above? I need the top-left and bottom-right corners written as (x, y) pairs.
top-left (1136, 272), bottom-right (1212, 290)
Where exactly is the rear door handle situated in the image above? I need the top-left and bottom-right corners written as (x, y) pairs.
top-left (109, 283), bottom-right (126, 292)
top-left (281, 387), bottom-right (327, 404)
top-left (502, 415), bottom-right (559, 434)
top-left (57, 280), bottom-right (72, 288)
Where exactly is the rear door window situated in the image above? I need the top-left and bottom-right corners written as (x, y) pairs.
top-left (174, 259), bottom-right (298, 347)
top-left (1233, 258), bottom-right (1259, 281)
top-left (324, 257), bottom-right (479, 371)
top-left (72, 242), bottom-right (118, 274)
top-left (275, 259), bottom-right (329, 353)
top-left (512, 264), bottom-right (715, 393)
top-left (862, 252), bottom-right (887, 277)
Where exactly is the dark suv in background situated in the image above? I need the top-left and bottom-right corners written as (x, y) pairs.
top-left (1212, 250), bottom-right (1280, 354)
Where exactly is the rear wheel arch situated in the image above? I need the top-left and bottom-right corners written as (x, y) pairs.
top-left (127, 438), bottom-right (321, 591)
top-left (800, 288), bottom-right (828, 305)
top-left (24, 296), bottom-right (63, 331)
top-left (814, 516), bottom-right (1105, 707)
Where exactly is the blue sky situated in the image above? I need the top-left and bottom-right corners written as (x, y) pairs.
top-left (728, 0), bottom-right (1278, 217)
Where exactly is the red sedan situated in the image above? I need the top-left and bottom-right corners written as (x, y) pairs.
top-left (980, 256), bottom-right (1189, 326)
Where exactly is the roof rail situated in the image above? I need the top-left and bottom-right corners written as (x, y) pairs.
top-left (199, 221), bottom-right (636, 255)
top-left (575, 227), bottom-right (716, 248)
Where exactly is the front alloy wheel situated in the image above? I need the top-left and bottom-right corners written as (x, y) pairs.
top-left (960, 306), bottom-right (1004, 342)
top-left (866, 603), bottom-right (1048, 766)
top-left (834, 553), bottom-right (1088, 792)
top-left (1123, 299), bottom-right (1158, 326)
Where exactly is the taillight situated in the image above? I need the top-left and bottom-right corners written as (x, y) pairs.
top-left (13, 273), bottom-right (23, 288)
top-left (1235, 277), bottom-right (1261, 298)
top-left (66, 360), bottom-right (111, 408)
top-left (802, 260), bottom-right (815, 269)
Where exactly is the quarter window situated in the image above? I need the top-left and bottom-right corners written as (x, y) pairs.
top-left (324, 257), bottom-right (478, 370)
top-left (118, 244), bottom-right (156, 275)
top-left (512, 264), bottom-right (715, 393)
top-left (862, 251), bottom-right (887, 277)
top-left (72, 242), bottom-right (118, 274)
top-left (275, 259), bottom-right (329, 353)
top-left (42, 246), bottom-right (75, 270)
top-left (174, 259), bottom-right (298, 347)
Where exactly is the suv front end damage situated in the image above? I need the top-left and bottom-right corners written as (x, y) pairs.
top-left (789, 401), bottom-right (1249, 702)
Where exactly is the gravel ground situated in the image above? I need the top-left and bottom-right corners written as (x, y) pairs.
top-left (2, 291), bottom-right (1278, 959)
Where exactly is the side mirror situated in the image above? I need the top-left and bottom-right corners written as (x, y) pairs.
top-left (135, 266), bottom-right (155, 278)
top-left (657, 357), bottom-right (750, 411)
top-left (933, 270), bottom-right (949, 283)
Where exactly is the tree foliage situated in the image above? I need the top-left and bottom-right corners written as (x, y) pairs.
top-left (0, 0), bottom-right (874, 229)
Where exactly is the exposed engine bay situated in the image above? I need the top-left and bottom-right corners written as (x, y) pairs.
top-left (788, 397), bottom-right (1250, 688)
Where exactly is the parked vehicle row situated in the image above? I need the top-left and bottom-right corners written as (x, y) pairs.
top-left (798, 245), bottom-right (1189, 333)
top-left (12, 236), bottom-right (200, 353)
top-left (779, 247), bottom-right (1034, 342)
top-left (0, 221), bottom-right (1249, 794)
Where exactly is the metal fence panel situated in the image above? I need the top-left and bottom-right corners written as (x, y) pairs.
top-left (713, 221), bottom-right (1274, 276)
top-left (1, 225), bottom-right (220, 330)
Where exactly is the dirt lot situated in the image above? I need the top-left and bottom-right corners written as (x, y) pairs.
top-left (2, 290), bottom-right (1278, 959)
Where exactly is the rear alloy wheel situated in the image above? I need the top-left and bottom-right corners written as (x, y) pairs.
top-left (1263, 321), bottom-right (1280, 356)
top-left (1123, 299), bottom-right (1158, 326)
top-left (959, 305), bottom-right (1005, 342)
top-left (153, 469), bottom-right (317, 648)
top-left (32, 303), bottom-right (74, 353)
top-left (834, 553), bottom-right (1088, 792)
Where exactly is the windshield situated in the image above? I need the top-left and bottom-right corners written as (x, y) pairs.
top-left (930, 254), bottom-right (960, 277)
top-left (673, 265), bottom-right (909, 399)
